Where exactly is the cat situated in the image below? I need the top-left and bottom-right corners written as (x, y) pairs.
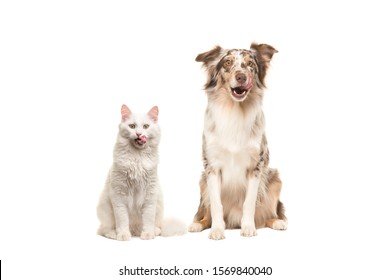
top-left (97, 104), bottom-right (185, 240)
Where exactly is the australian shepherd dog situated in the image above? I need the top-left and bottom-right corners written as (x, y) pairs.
top-left (188, 43), bottom-right (287, 239)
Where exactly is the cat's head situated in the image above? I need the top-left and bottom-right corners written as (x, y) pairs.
top-left (119, 104), bottom-right (160, 149)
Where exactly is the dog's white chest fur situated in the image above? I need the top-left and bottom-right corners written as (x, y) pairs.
top-left (205, 103), bottom-right (262, 187)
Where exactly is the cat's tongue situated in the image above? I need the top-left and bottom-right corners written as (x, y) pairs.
top-left (136, 135), bottom-right (147, 145)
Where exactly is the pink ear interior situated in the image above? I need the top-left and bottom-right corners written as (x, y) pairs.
top-left (148, 106), bottom-right (159, 122)
top-left (121, 104), bottom-right (132, 121)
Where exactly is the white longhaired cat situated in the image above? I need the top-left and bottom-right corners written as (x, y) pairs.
top-left (97, 105), bottom-right (185, 240)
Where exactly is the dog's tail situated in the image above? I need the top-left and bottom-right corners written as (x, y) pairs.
top-left (161, 218), bottom-right (187, 237)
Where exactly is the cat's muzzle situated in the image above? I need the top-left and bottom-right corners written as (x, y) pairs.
top-left (135, 135), bottom-right (147, 146)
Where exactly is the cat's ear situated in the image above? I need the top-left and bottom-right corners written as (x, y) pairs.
top-left (148, 106), bottom-right (159, 123)
top-left (121, 104), bottom-right (132, 121)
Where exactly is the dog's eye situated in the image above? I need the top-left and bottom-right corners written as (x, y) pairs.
top-left (143, 124), bottom-right (149, 129)
top-left (129, 124), bottom-right (136, 129)
top-left (247, 61), bottom-right (254, 67)
top-left (224, 60), bottom-right (232, 67)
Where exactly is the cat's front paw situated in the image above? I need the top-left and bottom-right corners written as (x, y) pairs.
top-left (103, 230), bottom-right (117, 240)
top-left (140, 231), bottom-right (155, 240)
top-left (116, 231), bottom-right (131, 241)
top-left (154, 227), bottom-right (161, 236)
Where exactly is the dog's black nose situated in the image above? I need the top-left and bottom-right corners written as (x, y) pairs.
top-left (235, 73), bottom-right (247, 84)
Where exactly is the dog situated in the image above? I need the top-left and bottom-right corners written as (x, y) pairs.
top-left (188, 42), bottom-right (287, 240)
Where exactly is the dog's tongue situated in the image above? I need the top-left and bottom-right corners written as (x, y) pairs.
top-left (242, 76), bottom-right (253, 90)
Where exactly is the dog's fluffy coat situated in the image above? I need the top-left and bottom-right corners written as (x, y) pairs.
top-left (188, 43), bottom-right (287, 239)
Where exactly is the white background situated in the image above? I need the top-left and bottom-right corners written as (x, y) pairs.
top-left (1, 0), bottom-right (390, 279)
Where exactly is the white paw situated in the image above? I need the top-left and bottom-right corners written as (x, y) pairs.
top-left (103, 230), bottom-right (117, 240)
top-left (140, 231), bottom-right (156, 240)
top-left (188, 223), bottom-right (203, 232)
top-left (155, 227), bottom-right (161, 236)
top-left (116, 231), bottom-right (131, 241)
top-left (272, 220), bottom-right (288, 230)
top-left (241, 225), bottom-right (257, 237)
top-left (209, 228), bottom-right (225, 240)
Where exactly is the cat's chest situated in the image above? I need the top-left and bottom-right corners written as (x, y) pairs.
top-left (124, 156), bottom-right (156, 178)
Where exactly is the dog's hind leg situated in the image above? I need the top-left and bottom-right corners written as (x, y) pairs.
top-left (265, 201), bottom-right (287, 230)
top-left (263, 169), bottom-right (288, 230)
top-left (189, 173), bottom-right (212, 232)
top-left (188, 203), bottom-right (211, 232)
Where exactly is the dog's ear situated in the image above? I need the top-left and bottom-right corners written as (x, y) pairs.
top-left (250, 43), bottom-right (278, 87)
top-left (195, 45), bottom-right (223, 66)
top-left (250, 43), bottom-right (278, 64)
top-left (196, 46), bottom-right (224, 89)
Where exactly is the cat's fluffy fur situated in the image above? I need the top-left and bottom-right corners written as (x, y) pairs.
top-left (97, 105), bottom-right (186, 240)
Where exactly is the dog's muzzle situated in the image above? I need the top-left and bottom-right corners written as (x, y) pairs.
top-left (231, 74), bottom-right (253, 100)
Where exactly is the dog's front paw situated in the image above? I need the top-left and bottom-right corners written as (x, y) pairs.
top-left (140, 231), bottom-right (156, 240)
top-left (116, 231), bottom-right (131, 241)
top-left (209, 228), bottom-right (225, 240)
top-left (240, 225), bottom-right (257, 237)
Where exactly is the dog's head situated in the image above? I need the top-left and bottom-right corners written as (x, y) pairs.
top-left (196, 43), bottom-right (277, 102)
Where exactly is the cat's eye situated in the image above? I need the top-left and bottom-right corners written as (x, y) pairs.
top-left (129, 124), bottom-right (136, 129)
top-left (143, 124), bottom-right (149, 129)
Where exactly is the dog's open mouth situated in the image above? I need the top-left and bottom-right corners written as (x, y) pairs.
top-left (135, 135), bottom-right (147, 146)
top-left (231, 87), bottom-right (248, 98)
top-left (231, 76), bottom-right (253, 100)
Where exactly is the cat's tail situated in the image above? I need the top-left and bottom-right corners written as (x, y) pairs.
top-left (160, 218), bottom-right (187, 237)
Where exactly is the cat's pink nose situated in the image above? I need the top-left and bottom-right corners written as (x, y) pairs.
top-left (136, 132), bottom-right (141, 137)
